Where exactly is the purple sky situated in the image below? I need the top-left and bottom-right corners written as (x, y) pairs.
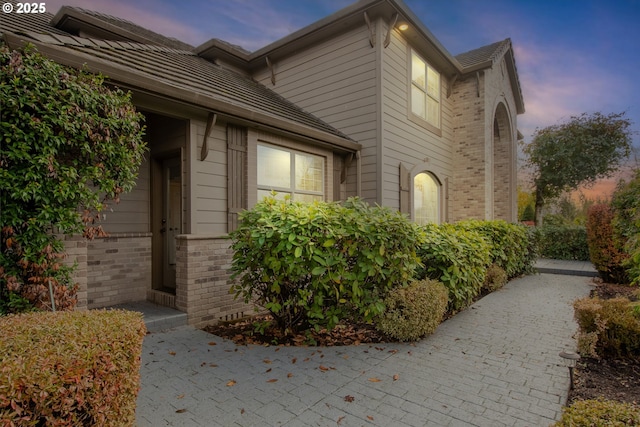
top-left (41, 0), bottom-right (640, 155)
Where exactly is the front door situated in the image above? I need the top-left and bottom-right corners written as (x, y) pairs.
top-left (161, 156), bottom-right (182, 291)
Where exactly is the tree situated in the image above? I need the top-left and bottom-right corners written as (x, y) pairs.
top-left (523, 112), bottom-right (633, 225)
top-left (0, 44), bottom-right (146, 312)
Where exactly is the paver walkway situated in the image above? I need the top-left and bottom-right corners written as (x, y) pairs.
top-left (136, 273), bottom-right (593, 426)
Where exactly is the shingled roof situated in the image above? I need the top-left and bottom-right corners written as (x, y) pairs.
top-left (51, 6), bottom-right (194, 51)
top-left (455, 39), bottom-right (511, 70)
top-left (455, 38), bottom-right (525, 114)
top-left (1, 7), bottom-right (358, 152)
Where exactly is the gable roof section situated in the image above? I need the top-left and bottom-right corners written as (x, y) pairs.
top-left (456, 39), bottom-right (525, 115)
top-left (1, 12), bottom-right (358, 153)
top-left (51, 6), bottom-right (194, 51)
top-left (196, 0), bottom-right (462, 77)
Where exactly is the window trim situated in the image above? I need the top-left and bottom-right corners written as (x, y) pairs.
top-left (256, 141), bottom-right (326, 202)
top-left (412, 171), bottom-right (442, 225)
top-left (408, 49), bottom-right (442, 136)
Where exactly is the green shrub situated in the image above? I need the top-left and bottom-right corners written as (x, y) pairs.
top-left (416, 223), bottom-right (490, 311)
top-left (611, 170), bottom-right (640, 285)
top-left (454, 220), bottom-right (533, 278)
top-left (586, 204), bottom-right (629, 284)
top-left (0, 309), bottom-right (146, 426)
top-left (553, 399), bottom-right (640, 427)
top-left (539, 225), bottom-right (589, 261)
top-left (375, 279), bottom-right (448, 342)
top-left (522, 225), bottom-right (542, 275)
top-left (573, 297), bottom-right (640, 357)
top-left (483, 264), bottom-right (507, 293)
top-left (230, 197), bottom-right (422, 333)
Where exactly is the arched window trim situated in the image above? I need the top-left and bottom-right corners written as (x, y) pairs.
top-left (413, 170), bottom-right (442, 225)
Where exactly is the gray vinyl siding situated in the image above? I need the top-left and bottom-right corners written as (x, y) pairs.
top-left (253, 25), bottom-right (378, 203)
top-left (380, 27), bottom-right (455, 212)
top-left (100, 159), bottom-right (150, 233)
top-left (191, 120), bottom-right (228, 235)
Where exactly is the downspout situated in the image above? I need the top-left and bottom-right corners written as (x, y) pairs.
top-left (356, 150), bottom-right (362, 197)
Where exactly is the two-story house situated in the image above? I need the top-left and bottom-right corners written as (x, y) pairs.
top-left (1, 0), bottom-right (524, 326)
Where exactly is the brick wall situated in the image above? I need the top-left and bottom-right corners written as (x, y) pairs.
top-left (86, 233), bottom-right (152, 308)
top-left (175, 235), bottom-right (253, 328)
top-left (450, 73), bottom-right (487, 221)
top-left (61, 234), bottom-right (88, 310)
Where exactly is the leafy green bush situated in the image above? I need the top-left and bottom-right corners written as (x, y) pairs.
top-left (0, 43), bottom-right (146, 312)
top-left (586, 204), bottom-right (629, 284)
top-left (454, 220), bottom-right (532, 278)
top-left (538, 225), bottom-right (589, 261)
top-left (483, 264), bottom-right (507, 293)
top-left (611, 170), bottom-right (640, 285)
top-left (0, 309), bottom-right (146, 426)
top-left (230, 197), bottom-right (422, 333)
top-left (573, 297), bottom-right (640, 357)
top-left (416, 224), bottom-right (490, 311)
top-left (375, 279), bottom-right (448, 342)
top-left (553, 398), bottom-right (640, 427)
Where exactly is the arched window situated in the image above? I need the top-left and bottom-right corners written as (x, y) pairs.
top-left (414, 172), bottom-right (440, 224)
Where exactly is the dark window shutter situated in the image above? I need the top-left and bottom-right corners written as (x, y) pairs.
top-left (227, 125), bottom-right (247, 232)
top-left (399, 163), bottom-right (410, 214)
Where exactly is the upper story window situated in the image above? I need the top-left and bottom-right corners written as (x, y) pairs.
top-left (411, 51), bottom-right (440, 129)
top-left (257, 143), bottom-right (324, 202)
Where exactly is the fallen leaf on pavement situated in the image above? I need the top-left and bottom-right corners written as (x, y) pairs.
top-left (175, 409), bottom-right (186, 413)
top-left (337, 415), bottom-right (345, 425)
top-left (344, 395), bottom-right (355, 402)
top-left (176, 394), bottom-right (185, 399)
top-left (367, 415), bottom-right (374, 421)
top-left (169, 351), bottom-right (176, 356)
top-left (368, 377), bottom-right (381, 382)
top-left (208, 341), bottom-right (217, 346)
top-left (226, 380), bottom-right (236, 387)
top-left (266, 379), bottom-right (278, 383)
top-left (287, 373), bottom-right (294, 378)
top-left (393, 374), bottom-right (399, 381)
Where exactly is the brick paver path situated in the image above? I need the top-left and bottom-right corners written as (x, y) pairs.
top-left (136, 273), bottom-right (592, 426)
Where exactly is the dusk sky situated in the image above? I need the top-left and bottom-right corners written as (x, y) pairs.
top-left (41, 0), bottom-right (640, 181)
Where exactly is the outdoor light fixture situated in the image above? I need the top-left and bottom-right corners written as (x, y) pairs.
top-left (559, 350), bottom-right (581, 389)
top-left (398, 22), bottom-right (409, 31)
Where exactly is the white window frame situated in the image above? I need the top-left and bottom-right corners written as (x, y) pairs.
top-left (409, 50), bottom-right (441, 133)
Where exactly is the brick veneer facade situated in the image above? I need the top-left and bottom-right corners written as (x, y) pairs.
top-left (86, 234), bottom-right (151, 308)
top-left (62, 234), bottom-right (88, 310)
top-left (175, 235), bottom-right (253, 328)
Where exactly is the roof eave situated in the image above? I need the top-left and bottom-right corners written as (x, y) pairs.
top-left (3, 32), bottom-right (360, 154)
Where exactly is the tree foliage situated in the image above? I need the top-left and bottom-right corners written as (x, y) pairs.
top-left (0, 44), bottom-right (146, 312)
top-left (524, 112), bottom-right (633, 224)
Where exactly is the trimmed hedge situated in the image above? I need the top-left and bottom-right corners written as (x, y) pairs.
top-left (0, 309), bottom-right (146, 426)
top-left (375, 279), bottom-right (448, 342)
top-left (230, 197), bottom-right (422, 333)
top-left (574, 297), bottom-right (640, 358)
top-left (416, 223), bottom-right (490, 311)
top-left (454, 220), bottom-right (535, 278)
top-left (553, 399), bottom-right (640, 427)
top-left (538, 225), bottom-right (589, 261)
top-left (586, 204), bottom-right (629, 284)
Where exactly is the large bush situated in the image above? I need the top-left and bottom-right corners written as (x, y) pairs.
top-left (230, 197), bottom-right (422, 333)
top-left (0, 309), bottom-right (146, 426)
top-left (553, 399), bottom-right (640, 427)
top-left (574, 297), bottom-right (640, 358)
top-left (375, 279), bottom-right (448, 342)
top-left (416, 223), bottom-right (490, 311)
top-left (586, 204), bottom-right (629, 283)
top-left (611, 170), bottom-right (640, 285)
top-left (0, 44), bottom-right (146, 312)
top-left (538, 225), bottom-right (589, 261)
top-left (454, 220), bottom-right (533, 278)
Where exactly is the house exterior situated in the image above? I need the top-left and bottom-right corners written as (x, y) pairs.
top-left (1, 0), bottom-right (524, 327)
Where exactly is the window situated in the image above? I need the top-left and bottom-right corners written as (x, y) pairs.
top-left (257, 143), bottom-right (324, 202)
top-left (414, 172), bottom-right (439, 224)
top-left (411, 51), bottom-right (440, 128)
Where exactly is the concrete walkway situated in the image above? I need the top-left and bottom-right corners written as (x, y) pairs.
top-left (136, 272), bottom-right (593, 427)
